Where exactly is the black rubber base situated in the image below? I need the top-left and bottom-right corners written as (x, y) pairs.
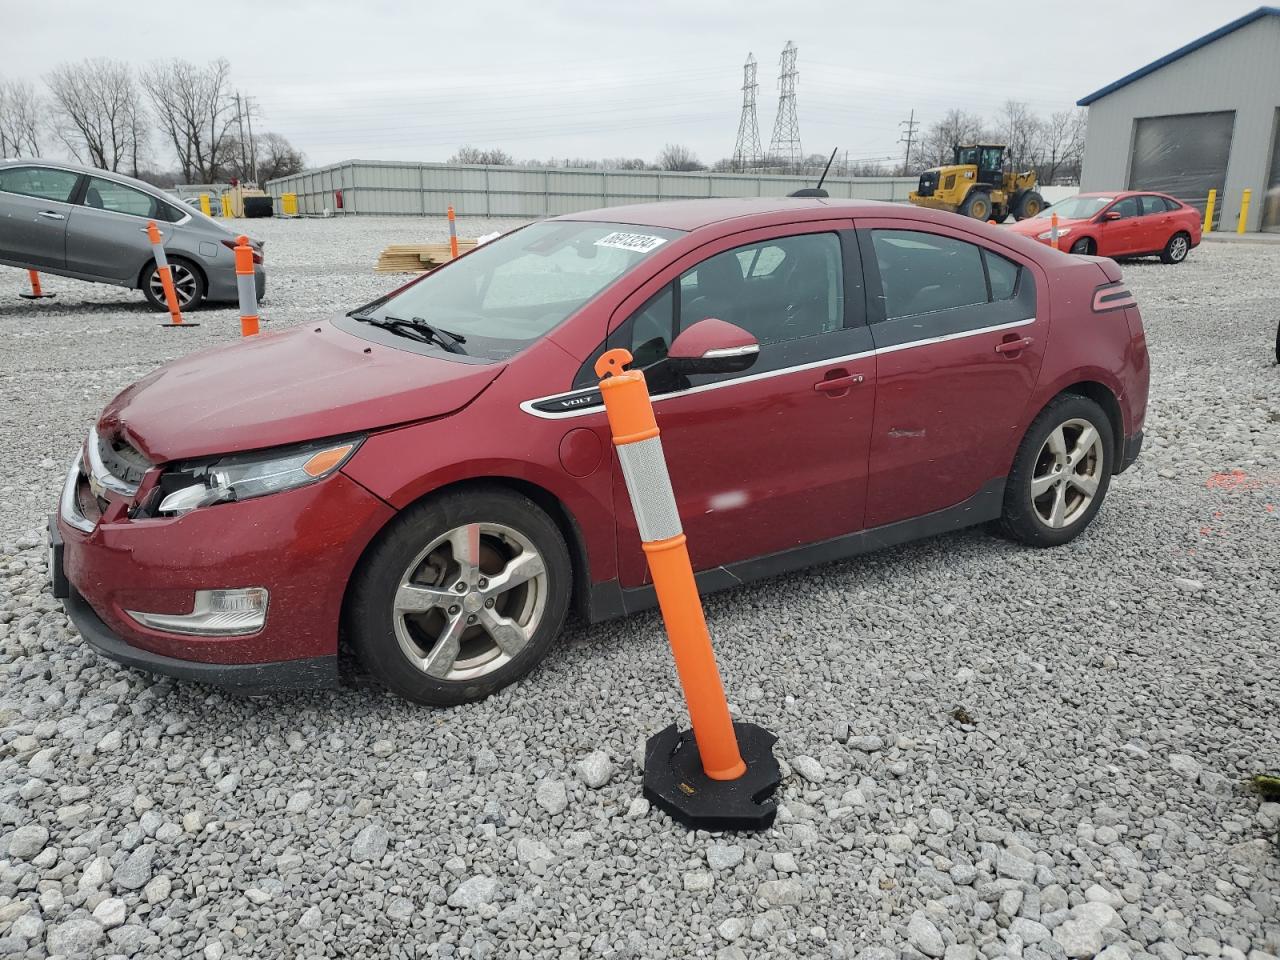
top-left (18, 293), bottom-right (55, 300)
top-left (643, 721), bottom-right (781, 831)
top-left (158, 322), bottom-right (199, 327)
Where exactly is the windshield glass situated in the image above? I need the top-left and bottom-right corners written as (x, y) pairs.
top-left (955, 146), bottom-right (978, 165)
top-left (363, 220), bottom-right (684, 360)
top-left (1038, 196), bottom-right (1113, 220)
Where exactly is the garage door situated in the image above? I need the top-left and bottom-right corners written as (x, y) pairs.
top-left (1128, 111), bottom-right (1235, 222)
top-left (1262, 109), bottom-right (1280, 234)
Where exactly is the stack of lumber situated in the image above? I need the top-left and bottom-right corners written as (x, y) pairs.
top-left (374, 240), bottom-right (478, 274)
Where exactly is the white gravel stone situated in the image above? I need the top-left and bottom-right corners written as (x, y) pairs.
top-left (1168, 754), bottom-right (1202, 779)
top-left (718, 917), bottom-right (746, 941)
top-left (756, 878), bottom-right (803, 906)
top-left (448, 875), bottom-right (500, 909)
top-left (907, 911), bottom-right (946, 958)
top-left (706, 843), bottom-right (745, 871)
top-left (575, 750), bottom-right (614, 788)
top-left (92, 897), bottom-right (127, 928)
top-left (1054, 917), bottom-right (1105, 959)
top-left (351, 823), bottom-right (389, 862)
top-left (683, 870), bottom-right (714, 892)
top-left (144, 875), bottom-right (171, 904)
top-left (535, 778), bottom-right (568, 814)
top-left (45, 917), bottom-right (105, 958)
top-left (790, 755), bottom-right (826, 782)
top-left (6, 823), bottom-right (48, 859)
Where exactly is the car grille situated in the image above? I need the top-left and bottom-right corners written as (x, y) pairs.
top-left (916, 171), bottom-right (937, 197)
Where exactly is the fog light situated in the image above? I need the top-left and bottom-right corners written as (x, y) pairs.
top-left (126, 588), bottom-right (269, 637)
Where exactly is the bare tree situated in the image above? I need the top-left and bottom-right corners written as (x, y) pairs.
top-left (1035, 108), bottom-right (1086, 184)
top-left (449, 145), bottom-right (512, 165)
top-left (0, 78), bottom-right (44, 157)
top-left (225, 131), bottom-right (305, 183)
top-left (657, 143), bottom-right (703, 172)
top-left (918, 110), bottom-right (984, 169)
top-left (995, 100), bottom-right (1042, 173)
top-left (141, 58), bottom-right (237, 182)
top-left (45, 59), bottom-right (146, 174)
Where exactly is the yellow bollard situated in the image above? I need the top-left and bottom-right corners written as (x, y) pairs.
top-left (199, 194), bottom-right (211, 217)
top-left (1203, 189), bottom-right (1216, 233)
top-left (1237, 189), bottom-right (1252, 234)
top-left (281, 193), bottom-right (298, 216)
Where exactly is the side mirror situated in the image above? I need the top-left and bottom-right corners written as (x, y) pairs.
top-left (1103, 210), bottom-right (1122, 221)
top-left (667, 318), bottom-right (759, 376)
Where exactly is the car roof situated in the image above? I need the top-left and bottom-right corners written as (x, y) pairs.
top-left (555, 196), bottom-right (901, 231)
top-left (0, 157), bottom-right (172, 198)
top-left (1076, 190), bottom-right (1173, 199)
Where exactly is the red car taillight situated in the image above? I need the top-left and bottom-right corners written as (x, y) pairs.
top-left (1092, 282), bottom-right (1136, 313)
top-left (220, 239), bottom-right (263, 265)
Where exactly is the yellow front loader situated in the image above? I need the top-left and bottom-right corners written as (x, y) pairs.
top-left (908, 144), bottom-right (1044, 222)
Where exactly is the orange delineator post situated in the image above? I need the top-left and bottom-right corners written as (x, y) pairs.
top-left (595, 347), bottom-right (744, 778)
top-left (234, 235), bottom-right (260, 337)
top-left (146, 221), bottom-right (190, 328)
top-left (447, 205), bottom-right (459, 259)
top-left (18, 269), bottom-right (55, 300)
top-left (1050, 212), bottom-right (1060, 250)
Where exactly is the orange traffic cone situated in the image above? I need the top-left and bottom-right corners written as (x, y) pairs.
top-left (18, 270), bottom-right (55, 300)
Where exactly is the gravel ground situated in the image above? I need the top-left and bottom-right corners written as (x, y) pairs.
top-left (0, 218), bottom-right (1276, 960)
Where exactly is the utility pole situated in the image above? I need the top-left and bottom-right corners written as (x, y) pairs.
top-left (899, 110), bottom-right (919, 175)
top-left (731, 54), bottom-right (762, 172)
top-left (767, 41), bottom-right (802, 174)
top-left (245, 97), bottom-right (259, 185)
top-left (234, 93), bottom-right (248, 182)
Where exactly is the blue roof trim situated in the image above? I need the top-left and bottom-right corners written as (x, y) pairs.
top-left (1077, 6), bottom-right (1280, 105)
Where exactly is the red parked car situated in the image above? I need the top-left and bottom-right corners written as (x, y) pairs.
top-left (51, 198), bottom-right (1149, 705)
top-left (1009, 190), bottom-right (1202, 263)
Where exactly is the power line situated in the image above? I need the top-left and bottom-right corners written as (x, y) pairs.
top-left (767, 41), bottom-right (802, 174)
top-left (731, 53), bottom-right (761, 172)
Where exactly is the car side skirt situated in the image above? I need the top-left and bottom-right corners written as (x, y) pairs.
top-left (588, 477), bottom-right (1007, 621)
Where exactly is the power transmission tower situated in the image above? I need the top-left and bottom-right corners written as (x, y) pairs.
top-left (899, 109), bottom-right (919, 174)
top-left (767, 41), bottom-right (801, 174)
top-left (732, 54), bottom-right (762, 172)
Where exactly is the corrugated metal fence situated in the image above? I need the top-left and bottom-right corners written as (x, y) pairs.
top-left (265, 160), bottom-right (918, 217)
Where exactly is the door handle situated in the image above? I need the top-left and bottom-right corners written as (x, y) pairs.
top-left (37, 211), bottom-right (66, 221)
top-left (994, 336), bottom-right (1034, 355)
top-left (814, 373), bottom-right (864, 393)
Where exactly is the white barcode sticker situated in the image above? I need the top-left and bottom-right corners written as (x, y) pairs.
top-left (594, 231), bottom-right (668, 253)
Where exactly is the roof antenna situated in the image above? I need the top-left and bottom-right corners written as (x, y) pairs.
top-left (788, 148), bottom-right (837, 198)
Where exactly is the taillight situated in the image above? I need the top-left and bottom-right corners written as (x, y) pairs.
top-left (1092, 282), bottom-right (1135, 313)
top-left (220, 239), bottom-right (263, 265)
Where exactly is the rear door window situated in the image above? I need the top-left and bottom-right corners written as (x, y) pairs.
top-left (1140, 195), bottom-right (1170, 216)
top-left (0, 166), bottom-right (80, 202)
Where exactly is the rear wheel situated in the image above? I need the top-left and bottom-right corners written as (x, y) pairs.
top-left (1160, 231), bottom-right (1191, 264)
top-left (1000, 394), bottom-right (1114, 548)
top-left (347, 488), bottom-right (572, 706)
top-left (1013, 191), bottom-right (1045, 220)
top-left (142, 257), bottom-right (204, 312)
top-left (959, 191), bottom-right (992, 221)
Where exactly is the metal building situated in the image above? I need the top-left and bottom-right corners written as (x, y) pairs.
top-left (1077, 6), bottom-right (1280, 232)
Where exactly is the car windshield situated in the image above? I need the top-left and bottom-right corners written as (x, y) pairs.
top-left (1038, 196), bottom-right (1113, 220)
top-left (362, 220), bottom-right (684, 360)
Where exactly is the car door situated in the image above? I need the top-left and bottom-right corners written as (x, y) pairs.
top-left (856, 219), bottom-right (1045, 529)
top-left (65, 176), bottom-right (183, 282)
top-left (590, 223), bottom-right (877, 586)
top-left (1137, 194), bottom-right (1175, 252)
top-left (1095, 195), bottom-right (1143, 257)
top-left (0, 165), bottom-right (82, 269)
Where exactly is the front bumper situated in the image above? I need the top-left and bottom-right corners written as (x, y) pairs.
top-left (53, 452), bottom-right (394, 690)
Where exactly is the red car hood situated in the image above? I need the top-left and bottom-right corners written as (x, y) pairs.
top-left (1008, 216), bottom-right (1086, 237)
top-left (99, 321), bottom-right (504, 462)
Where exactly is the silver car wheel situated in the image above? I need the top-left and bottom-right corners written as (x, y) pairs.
top-left (1168, 235), bottom-right (1188, 262)
top-left (1031, 417), bottom-right (1106, 529)
top-left (149, 262), bottom-right (199, 307)
top-left (392, 522), bottom-right (547, 682)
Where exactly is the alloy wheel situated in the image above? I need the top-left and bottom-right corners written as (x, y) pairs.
top-left (1169, 235), bottom-right (1188, 261)
top-left (392, 522), bottom-right (547, 682)
top-left (1030, 418), bottom-right (1106, 529)
top-left (149, 263), bottom-right (198, 307)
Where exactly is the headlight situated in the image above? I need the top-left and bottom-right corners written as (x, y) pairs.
top-left (1037, 227), bottom-right (1072, 240)
top-left (155, 437), bottom-right (362, 516)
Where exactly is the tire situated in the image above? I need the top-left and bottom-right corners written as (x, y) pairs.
top-left (1000, 394), bottom-right (1115, 548)
top-left (990, 205), bottom-right (1008, 224)
top-left (142, 257), bottom-right (205, 312)
top-left (347, 487), bottom-right (572, 706)
top-left (1013, 191), bottom-right (1045, 220)
top-left (1160, 231), bottom-right (1191, 264)
top-left (1069, 237), bottom-right (1094, 255)
top-left (959, 191), bottom-right (993, 221)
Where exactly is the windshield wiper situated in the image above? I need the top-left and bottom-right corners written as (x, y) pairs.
top-left (352, 314), bottom-right (467, 354)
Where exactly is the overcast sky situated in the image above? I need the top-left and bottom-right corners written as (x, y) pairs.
top-left (2, 0), bottom-right (1265, 169)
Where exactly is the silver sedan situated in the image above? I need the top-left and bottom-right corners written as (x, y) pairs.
top-left (0, 159), bottom-right (265, 310)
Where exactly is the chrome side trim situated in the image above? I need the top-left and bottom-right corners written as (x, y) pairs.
top-left (85, 427), bottom-right (140, 498)
top-left (60, 455), bottom-right (95, 534)
top-left (702, 344), bottom-right (759, 359)
top-left (519, 317), bottom-right (1037, 421)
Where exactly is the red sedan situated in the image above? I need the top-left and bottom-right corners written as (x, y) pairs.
top-left (52, 198), bottom-right (1149, 705)
top-left (1009, 190), bottom-right (1202, 262)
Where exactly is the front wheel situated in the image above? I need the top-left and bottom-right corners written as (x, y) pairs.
top-left (959, 191), bottom-right (992, 221)
top-left (1013, 191), bottom-right (1045, 220)
top-left (347, 488), bottom-right (572, 706)
top-left (1069, 237), bottom-right (1094, 255)
top-left (1160, 231), bottom-right (1191, 264)
top-left (142, 257), bottom-right (204, 312)
top-left (1000, 394), bottom-right (1114, 548)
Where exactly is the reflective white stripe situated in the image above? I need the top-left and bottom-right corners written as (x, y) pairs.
top-left (236, 273), bottom-right (258, 314)
top-left (520, 317), bottom-right (1035, 421)
top-left (616, 436), bottom-right (683, 542)
top-left (152, 245), bottom-right (169, 269)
